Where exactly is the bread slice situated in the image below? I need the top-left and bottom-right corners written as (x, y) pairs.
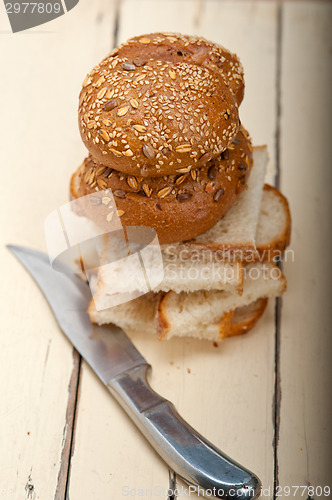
top-left (88, 293), bottom-right (268, 342)
top-left (96, 232), bottom-right (244, 298)
top-left (88, 291), bottom-right (158, 335)
top-left (225, 297), bottom-right (268, 337)
top-left (163, 146), bottom-right (268, 261)
top-left (156, 262), bottom-right (286, 339)
top-left (91, 182), bottom-right (291, 306)
top-left (91, 147), bottom-right (268, 298)
top-left (256, 184), bottom-right (291, 261)
top-left (88, 262), bottom-right (286, 341)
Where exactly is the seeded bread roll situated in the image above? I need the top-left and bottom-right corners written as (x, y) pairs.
top-left (78, 34), bottom-right (240, 177)
top-left (117, 32), bottom-right (245, 106)
top-left (70, 126), bottom-right (252, 244)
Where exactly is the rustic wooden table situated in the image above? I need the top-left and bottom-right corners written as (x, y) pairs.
top-left (1, 1), bottom-right (331, 499)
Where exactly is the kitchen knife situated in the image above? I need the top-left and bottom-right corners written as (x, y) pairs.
top-left (8, 245), bottom-right (261, 500)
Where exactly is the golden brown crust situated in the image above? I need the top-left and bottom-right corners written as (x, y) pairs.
top-left (223, 297), bottom-right (268, 339)
top-left (156, 293), bottom-right (169, 340)
top-left (157, 296), bottom-right (269, 341)
top-left (78, 33), bottom-right (240, 177)
top-left (70, 127), bottom-right (252, 244)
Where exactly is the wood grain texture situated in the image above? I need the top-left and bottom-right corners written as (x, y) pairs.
top-left (0, 1), bottom-right (116, 499)
top-left (3, 1), bottom-right (329, 499)
top-left (278, 1), bottom-right (332, 492)
top-left (67, 2), bottom-right (279, 498)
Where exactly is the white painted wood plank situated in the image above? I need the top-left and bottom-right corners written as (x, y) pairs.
top-left (68, 2), bottom-right (279, 498)
top-left (0, 1), bottom-right (116, 499)
top-left (278, 1), bottom-right (332, 492)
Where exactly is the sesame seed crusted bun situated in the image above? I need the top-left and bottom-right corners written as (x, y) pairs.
top-left (78, 34), bottom-right (240, 178)
top-left (117, 32), bottom-right (245, 106)
top-left (70, 126), bottom-right (253, 244)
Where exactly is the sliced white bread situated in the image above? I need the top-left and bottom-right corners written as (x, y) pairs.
top-left (256, 184), bottom-right (291, 261)
top-left (88, 294), bottom-right (268, 342)
top-left (162, 146), bottom-right (268, 261)
top-left (96, 234), bottom-right (244, 296)
top-left (156, 262), bottom-right (286, 339)
top-left (88, 291), bottom-right (158, 335)
top-left (92, 182), bottom-right (291, 305)
top-left (92, 147), bottom-right (267, 297)
top-left (88, 262), bottom-right (286, 341)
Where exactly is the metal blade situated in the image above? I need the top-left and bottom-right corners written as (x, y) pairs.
top-left (7, 245), bottom-right (147, 383)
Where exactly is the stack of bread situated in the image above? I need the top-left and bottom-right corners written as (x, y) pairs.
top-left (70, 33), bottom-right (291, 342)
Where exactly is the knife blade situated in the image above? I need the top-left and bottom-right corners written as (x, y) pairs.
top-left (8, 244), bottom-right (261, 500)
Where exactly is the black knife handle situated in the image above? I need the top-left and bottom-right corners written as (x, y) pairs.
top-left (107, 364), bottom-right (261, 499)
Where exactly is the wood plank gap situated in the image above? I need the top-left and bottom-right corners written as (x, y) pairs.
top-left (54, 349), bottom-right (81, 500)
top-left (112, 0), bottom-right (121, 49)
top-left (275, 1), bottom-right (283, 191)
top-left (64, 352), bottom-right (82, 500)
top-left (273, 4), bottom-right (284, 498)
top-left (168, 470), bottom-right (178, 500)
top-left (273, 293), bottom-right (283, 499)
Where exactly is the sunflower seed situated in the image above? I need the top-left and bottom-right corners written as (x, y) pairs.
top-left (122, 62), bottom-right (136, 71)
top-left (190, 169), bottom-right (197, 181)
top-left (177, 192), bottom-right (192, 201)
top-left (238, 161), bottom-right (248, 171)
top-left (208, 166), bottom-right (216, 179)
top-left (199, 152), bottom-right (212, 164)
top-left (232, 136), bottom-right (241, 145)
top-left (114, 189), bottom-right (126, 198)
top-left (142, 143), bottom-right (155, 159)
top-left (133, 57), bottom-right (147, 67)
top-left (213, 188), bottom-right (225, 202)
top-left (220, 149), bottom-right (229, 160)
top-left (102, 119), bottom-right (112, 126)
top-left (103, 99), bottom-right (117, 111)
